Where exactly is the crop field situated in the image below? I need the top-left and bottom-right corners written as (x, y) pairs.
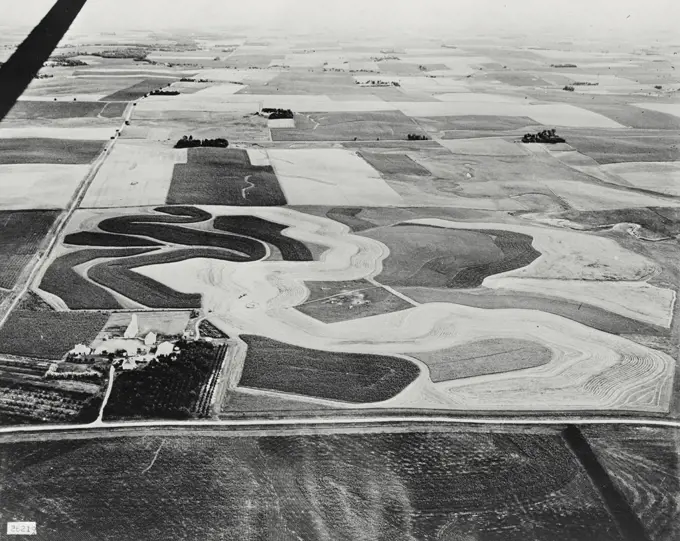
top-left (296, 279), bottom-right (413, 323)
top-left (101, 78), bottom-right (179, 101)
top-left (270, 110), bottom-right (427, 141)
top-left (412, 338), bottom-right (553, 382)
top-left (167, 148), bottom-right (287, 206)
top-left (601, 162), bottom-right (680, 196)
top-left (240, 71), bottom-right (366, 95)
top-left (563, 132), bottom-right (680, 164)
top-left (104, 341), bottom-right (226, 419)
top-left (239, 335), bottom-right (420, 403)
top-left (358, 151), bottom-right (431, 176)
top-left (0, 310), bottom-right (109, 359)
top-left (5, 100), bottom-right (125, 120)
top-left (0, 430), bottom-right (627, 540)
top-left (0, 138), bottom-right (103, 164)
top-left (360, 224), bottom-right (539, 288)
top-left (584, 426), bottom-right (680, 541)
top-left (0, 210), bottom-right (59, 289)
top-left (81, 141), bottom-right (187, 208)
top-left (267, 148), bottom-right (403, 205)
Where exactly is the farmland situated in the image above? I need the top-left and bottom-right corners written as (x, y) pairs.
top-left (167, 148), bottom-right (287, 206)
top-left (0, 429), bottom-right (627, 540)
top-left (238, 335), bottom-right (420, 403)
top-left (0, 210), bottom-right (59, 289)
top-left (0, 138), bottom-right (103, 164)
top-left (101, 78), bottom-right (179, 101)
top-left (104, 340), bottom-right (226, 419)
top-left (5, 100), bottom-right (126, 120)
top-left (0, 311), bottom-right (109, 359)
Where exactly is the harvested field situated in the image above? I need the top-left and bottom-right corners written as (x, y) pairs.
top-left (634, 103), bottom-right (680, 119)
top-left (361, 224), bottom-right (539, 288)
top-left (239, 335), bottom-right (419, 403)
top-left (0, 138), bottom-right (103, 164)
top-left (268, 148), bottom-right (402, 205)
top-left (168, 148), bottom-right (286, 206)
top-left (5, 101), bottom-right (121, 120)
top-left (414, 115), bottom-right (538, 135)
top-left (240, 71), bottom-right (365, 95)
top-left (296, 279), bottom-right (413, 323)
top-left (413, 339), bottom-right (552, 382)
top-left (0, 311), bottom-right (109, 359)
top-left (81, 141), bottom-right (186, 208)
top-left (0, 210), bottom-right (59, 289)
top-left (563, 132), bottom-right (680, 164)
top-left (0, 430), bottom-right (623, 541)
top-left (438, 137), bottom-right (529, 156)
top-left (271, 110), bottom-right (427, 141)
top-left (358, 152), bottom-right (431, 176)
top-left (102, 78), bottom-right (178, 101)
top-left (0, 164), bottom-right (90, 211)
top-left (400, 287), bottom-right (667, 337)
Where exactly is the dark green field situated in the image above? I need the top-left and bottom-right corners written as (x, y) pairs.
top-left (239, 335), bottom-right (420, 403)
top-left (0, 429), bottom-right (628, 540)
top-left (0, 310), bottom-right (109, 359)
top-left (0, 210), bottom-right (59, 289)
top-left (168, 148), bottom-right (286, 206)
top-left (0, 138), bottom-right (104, 165)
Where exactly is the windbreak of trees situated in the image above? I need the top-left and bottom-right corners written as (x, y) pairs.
top-left (149, 89), bottom-right (180, 96)
top-left (551, 63), bottom-right (578, 68)
top-left (174, 135), bottom-right (229, 149)
top-left (407, 133), bottom-right (430, 141)
top-left (262, 108), bottom-right (294, 119)
top-left (521, 129), bottom-right (566, 144)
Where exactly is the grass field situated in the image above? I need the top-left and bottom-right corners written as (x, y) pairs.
top-left (0, 310), bottom-right (109, 359)
top-left (358, 152), bottom-right (431, 176)
top-left (0, 430), bottom-right (624, 540)
top-left (270, 110), bottom-right (427, 141)
top-left (0, 138), bottom-right (103, 165)
top-left (239, 335), bottom-right (420, 403)
top-left (167, 148), bottom-right (287, 206)
top-left (360, 224), bottom-right (539, 288)
top-left (101, 78), bottom-right (178, 101)
top-left (563, 132), bottom-right (679, 164)
top-left (296, 279), bottom-right (413, 323)
top-left (412, 338), bottom-right (553, 382)
top-left (0, 210), bottom-right (59, 289)
top-left (601, 162), bottom-right (680, 196)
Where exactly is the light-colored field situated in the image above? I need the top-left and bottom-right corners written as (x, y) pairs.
top-left (193, 68), bottom-right (281, 83)
top-left (633, 103), bottom-right (680, 118)
top-left (268, 118), bottom-right (295, 128)
top-left (0, 127), bottom-right (116, 140)
top-left (438, 138), bottom-right (528, 156)
top-left (81, 141), bottom-right (187, 208)
top-left (133, 207), bottom-right (674, 413)
top-left (268, 149), bottom-right (403, 205)
top-left (0, 164), bottom-right (89, 210)
top-left (542, 180), bottom-right (680, 210)
top-left (600, 162), bottom-right (680, 196)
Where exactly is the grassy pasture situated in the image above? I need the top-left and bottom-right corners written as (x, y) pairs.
top-left (415, 115), bottom-right (537, 134)
top-left (271, 110), bottom-right (427, 142)
top-left (6, 101), bottom-right (116, 120)
top-left (0, 138), bottom-right (103, 165)
top-left (102, 78), bottom-right (178, 101)
top-left (412, 338), bottom-right (552, 381)
top-left (560, 207), bottom-right (680, 238)
top-left (0, 210), bottom-right (59, 289)
top-left (239, 335), bottom-right (420, 403)
top-left (0, 431), bottom-right (621, 540)
top-left (296, 279), bottom-right (413, 323)
top-left (0, 310), bottom-right (109, 359)
top-left (168, 148), bottom-right (286, 206)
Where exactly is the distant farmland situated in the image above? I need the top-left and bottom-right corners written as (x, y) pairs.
top-left (167, 148), bottom-right (287, 206)
top-left (0, 138), bottom-right (104, 165)
top-left (5, 101), bottom-right (126, 120)
top-left (101, 78), bottom-right (178, 101)
top-left (0, 210), bottom-right (59, 289)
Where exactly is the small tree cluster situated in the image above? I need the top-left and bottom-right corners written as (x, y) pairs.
top-left (148, 89), bottom-right (180, 96)
top-left (262, 108), bottom-right (294, 119)
top-left (563, 85), bottom-right (575, 92)
top-left (407, 133), bottom-right (430, 141)
top-left (174, 135), bottom-right (229, 149)
top-left (521, 129), bottom-right (566, 144)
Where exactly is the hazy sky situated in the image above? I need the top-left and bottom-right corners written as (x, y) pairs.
top-left (4, 0), bottom-right (678, 42)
